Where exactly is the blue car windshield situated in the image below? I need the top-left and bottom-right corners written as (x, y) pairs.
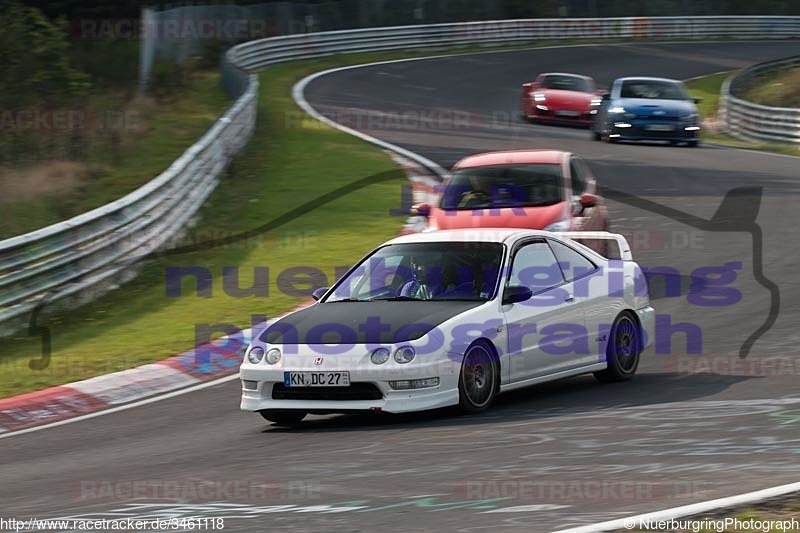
top-left (439, 164), bottom-right (564, 210)
top-left (540, 75), bottom-right (594, 93)
top-left (620, 80), bottom-right (689, 100)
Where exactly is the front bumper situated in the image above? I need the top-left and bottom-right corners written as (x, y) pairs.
top-left (609, 120), bottom-right (699, 142)
top-left (636, 305), bottom-right (656, 351)
top-left (240, 350), bottom-right (461, 414)
top-left (528, 106), bottom-right (594, 125)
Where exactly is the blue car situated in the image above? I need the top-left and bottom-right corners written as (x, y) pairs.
top-left (592, 77), bottom-right (701, 147)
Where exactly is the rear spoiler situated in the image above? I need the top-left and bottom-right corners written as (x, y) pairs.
top-left (557, 231), bottom-right (633, 261)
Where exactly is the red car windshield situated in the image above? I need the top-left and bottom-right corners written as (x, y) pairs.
top-left (440, 164), bottom-right (564, 210)
top-left (539, 75), bottom-right (594, 93)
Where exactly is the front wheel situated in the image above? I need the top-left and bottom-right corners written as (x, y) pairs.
top-left (687, 140), bottom-right (699, 147)
top-left (594, 313), bottom-right (642, 383)
top-left (458, 342), bottom-right (498, 414)
top-left (259, 410), bottom-right (307, 426)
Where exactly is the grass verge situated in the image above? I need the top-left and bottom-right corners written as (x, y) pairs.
top-left (0, 71), bottom-right (231, 240)
top-left (0, 54), bottom-right (416, 398)
top-left (743, 67), bottom-right (800, 108)
top-left (685, 71), bottom-right (800, 156)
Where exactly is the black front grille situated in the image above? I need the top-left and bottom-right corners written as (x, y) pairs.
top-left (272, 383), bottom-right (383, 401)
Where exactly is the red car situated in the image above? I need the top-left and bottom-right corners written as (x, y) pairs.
top-left (413, 150), bottom-right (609, 253)
top-left (521, 72), bottom-right (604, 126)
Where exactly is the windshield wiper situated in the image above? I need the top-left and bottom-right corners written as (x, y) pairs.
top-left (326, 298), bottom-right (372, 302)
top-left (371, 296), bottom-right (420, 301)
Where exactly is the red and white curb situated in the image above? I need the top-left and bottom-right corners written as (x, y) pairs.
top-left (0, 301), bottom-right (318, 436)
top-left (0, 159), bottom-right (432, 437)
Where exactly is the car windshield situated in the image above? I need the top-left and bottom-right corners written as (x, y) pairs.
top-left (620, 80), bottom-right (689, 100)
top-left (326, 242), bottom-right (504, 302)
top-left (439, 164), bottom-right (564, 211)
top-left (540, 75), bottom-right (594, 93)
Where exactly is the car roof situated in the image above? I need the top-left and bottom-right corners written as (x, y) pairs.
top-left (452, 149), bottom-right (568, 169)
top-left (616, 76), bottom-right (682, 84)
top-left (385, 228), bottom-right (552, 246)
top-left (538, 72), bottom-right (594, 80)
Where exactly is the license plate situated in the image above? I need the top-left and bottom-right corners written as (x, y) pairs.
top-left (645, 124), bottom-right (675, 131)
top-left (284, 371), bottom-right (350, 387)
top-left (555, 110), bottom-right (580, 117)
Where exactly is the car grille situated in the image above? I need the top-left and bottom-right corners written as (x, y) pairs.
top-left (635, 114), bottom-right (680, 121)
top-left (272, 383), bottom-right (384, 401)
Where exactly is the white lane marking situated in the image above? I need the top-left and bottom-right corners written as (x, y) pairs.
top-left (0, 373), bottom-right (241, 440)
top-left (553, 481), bottom-right (800, 532)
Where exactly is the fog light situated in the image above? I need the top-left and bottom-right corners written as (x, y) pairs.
top-left (371, 347), bottom-right (390, 365)
top-left (247, 346), bottom-right (265, 364)
top-left (266, 348), bottom-right (281, 365)
top-left (389, 378), bottom-right (440, 390)
top-left (242, 380), bottom-right (258, 390)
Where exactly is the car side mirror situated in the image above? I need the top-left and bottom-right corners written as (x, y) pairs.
top-left (601, 92), bottom-right (611, 101)
top-left (580, 192), bottom-right (598, 209)
top-left (411, 202), bottom-right (431, 218)
top-left (692, 96), bottom-right (702, 104)
top-left (311, 287), bottom-right (329, 301)
top-left (502, 285), bottom-right (533, 305)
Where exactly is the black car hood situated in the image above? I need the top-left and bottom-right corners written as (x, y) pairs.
top-left (260, 300), bottom-right (484, 344)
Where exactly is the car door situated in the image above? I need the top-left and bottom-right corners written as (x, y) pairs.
top-left (502, 238), bottom-right (587, 382)
top-left (547, 237), bottom-right (605, 367)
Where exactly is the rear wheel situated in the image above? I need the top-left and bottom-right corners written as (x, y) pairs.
top-left (259, 410), bottom-right (307, 426)
top-left (687, 140), bottom-right (699, 147)
top-left (594, 313), bottom-right (642, 383)
top-left (458, 342), bottom-right (498, 414)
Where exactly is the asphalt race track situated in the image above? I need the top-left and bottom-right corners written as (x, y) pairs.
top-left (3, 42), bottom-right (800, 532)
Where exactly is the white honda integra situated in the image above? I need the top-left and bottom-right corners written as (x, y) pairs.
top-left (240, 228), bottom-right (654, 425)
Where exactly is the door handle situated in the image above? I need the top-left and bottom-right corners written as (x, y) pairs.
top-left (564, 295), bottom-right (575, 303)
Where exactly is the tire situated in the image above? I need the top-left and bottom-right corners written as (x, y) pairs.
top-left (594, 312), bottom-right (642, 383)
top-left (592, 128), bottom-right (601, 141)
top-left (458, 342), bottom-right (499, 414)
top-left (259, 410), bottom-right (307, 426)
top-left (687, 140), bottom-right (699, 147)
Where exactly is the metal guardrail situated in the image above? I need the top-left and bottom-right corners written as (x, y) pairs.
top-left (722, 55), bottom-right (800, 143)
top-left (2, 16), bottom-right (800, 333)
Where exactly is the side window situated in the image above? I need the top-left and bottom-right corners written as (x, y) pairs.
top-left (569, 157), bottom-right (586, 195)
top-left (548, 239), bottom-right (597, 282)
top-left (509, 241), bottom-right (564, 292)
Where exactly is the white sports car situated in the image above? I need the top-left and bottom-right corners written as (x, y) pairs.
top-left (240, 228), bottom-right (654, 425)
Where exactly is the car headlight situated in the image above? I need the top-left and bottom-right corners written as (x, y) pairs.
top-left (394, 346), bottom-right (416, 364)
top-left (533, 92), bottom-right (546, 102)
top-left (370, 347), bottom-right (390, 365)
top-left (247, 346), bottom-right (265, 364)
top-left (590, 97), bottom-right (602, 106)
top-left (544, 219), bottom-right (571, 232)
top-left (609, 106), bottom-right (626, 114)
top-left (266, 348), bottom-right (281, 365)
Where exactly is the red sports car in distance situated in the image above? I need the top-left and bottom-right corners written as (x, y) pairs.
top-left (521, 72), bottom-right (604, 126)
top-left (413, 150), bottom-right (609, 253)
